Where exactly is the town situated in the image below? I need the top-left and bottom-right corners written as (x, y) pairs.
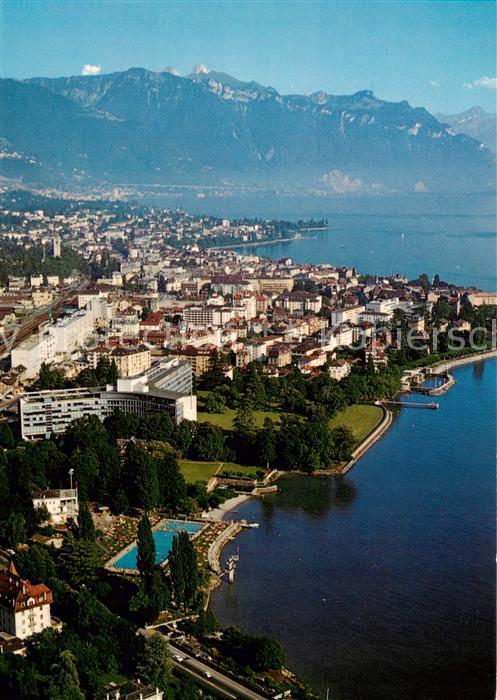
top-left (0, 196), bottom-right (495, 700)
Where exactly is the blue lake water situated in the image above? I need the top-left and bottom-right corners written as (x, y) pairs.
top-left (113, 519), bottom-right (203, 570)
top-left (236, 213), bottom-right (496, 289)
top-left (211, 360), bottom-right (496, 700)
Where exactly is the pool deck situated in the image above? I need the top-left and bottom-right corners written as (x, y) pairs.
top-left (105, 517), bottom-right (208, 575)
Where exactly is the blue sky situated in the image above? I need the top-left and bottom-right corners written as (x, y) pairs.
top-left (1, 0), bottom-right (496, 113)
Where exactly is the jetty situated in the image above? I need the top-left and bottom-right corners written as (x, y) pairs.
top-left (382, 400), bottom-right (439, 410)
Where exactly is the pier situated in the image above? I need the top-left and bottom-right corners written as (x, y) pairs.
top-left (382, 400), bottom-right (439, 410)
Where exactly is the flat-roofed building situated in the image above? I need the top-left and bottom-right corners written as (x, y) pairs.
top-left (275, 291), bottom-right (323, 315)
top-left (32, 488), bottom-right (79, 526)
top-left (256, 278), bottom-right (294, 294)
top-left (11, 330), bottom-right (55, 379)
top-left (88, 344), bottom-right (151, 378)
top-left (19, 358), bottom-right (196, 439)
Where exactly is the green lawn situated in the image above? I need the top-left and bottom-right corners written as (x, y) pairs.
top-left (178, 460), bottom-right (222, 483)
top-left (329, 404), bottom-right (384, 447)
top-left (179, 459), bottom-right (260, 483)
top-left (197, 406), bottom-right (280, 430)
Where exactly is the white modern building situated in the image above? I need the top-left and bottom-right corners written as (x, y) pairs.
top-left (19, 358), bottom-right (197, 439)
top-left (184, 305), bottom-right (235, 328)
top-left (11, 330), bottom-right (56, 380)
top-left (11, 298), bottom-right (112, 378)
top-left (32, 488), bottom-right (79, 526)
top-left (51, 298), bottom-right (111, 356)
top-left (330, 305), bottom-right (365, 326)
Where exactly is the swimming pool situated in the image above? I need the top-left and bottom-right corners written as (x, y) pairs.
top-left (111, 519), bottom-right (204, 571)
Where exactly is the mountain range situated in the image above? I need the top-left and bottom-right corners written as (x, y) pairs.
top-left (436, 107), bottom-right (496, 154)
top-left (1, 67), bottom-right (495, 194)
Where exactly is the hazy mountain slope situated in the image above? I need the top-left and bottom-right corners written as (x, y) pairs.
top-left (0, 68), bottom-right (494, 192)
top-left (436, 107), bottom-right (496, 153)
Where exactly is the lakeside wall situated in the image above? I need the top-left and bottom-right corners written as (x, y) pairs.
top-left (341, 403), bottom-right (393, 474)
top-left (426, 348), bottom-right (497, 374)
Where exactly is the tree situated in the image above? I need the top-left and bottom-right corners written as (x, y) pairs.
top-left (201, 350), bottom-right (227, 390)
top-left (145, 568), bottom-right (170, 619)
top-left (0, 450), bottom-right (10, 519)
top-left (245, 366), bottom-right (266, 408)
top-left (157, 454), bottom-right (187, 512)
top-left (0, 422), bottom-right (15, 449)
top-left (137, 513), bottom-right (156, 578)
top-left (173, 677), bottom-right (197, 700)
top-left (168, 531), bottom-right (198, 610)
top-left (137, 633), bottom-right (172, 691)
top-left (18, 440), bottom-right (66, 490)
top-left (39, 362), bottom-right (66, 390)
top-left (48, 650), bottom-right (85, 700)
top-left (189, 609), bottom-right (220, 637)
top-left (77, 503), bottom-right (96, 542)
top-left (172, 420), bottom-right (194, 457)
top-left (138, 413), bottom-right (174, 442)
top-left (108, 358), bottom-right (118, 384)
top-left (111, 488), bottom-right (130, 515)
top-left (126, 444), bottom-right (159, 511)
top-left (59, 533), bottom-right (100, 587)
top-left (15, 543), bottom-right (56, 583)
top-left (69, 448), bottom-right (99, 502)
top-left (192, 423), bottom-right (225, 461)
top-left (332, 425), bottom-right (356, 461)
top-left (256, 418), bottom-right (277, 468)
top-left (233, 396), bottom-right (256, 441)
top-left (252, 637), bottom-right (285, 671)
top-left (104, 409), bottom-right (140, 440)
top-left (203, 391), bottom-right (227, 414)
top-left (4, 512), bottom-right (27, 546)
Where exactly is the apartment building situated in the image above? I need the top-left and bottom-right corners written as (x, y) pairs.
top-left (11, 330), bottom-right (55, 380)
top-left (275, 291), bottom-right (323, 315)
top-left (171, 345), bottom-right (213, 377)
top-left (88, 344), bottom-right (152, 377)
top-left (184, 305), bottom-right (234, 328)
top-left (330, 305), bottom-right (365, 326)
top-left (256, 278), bottom-right (294, 294)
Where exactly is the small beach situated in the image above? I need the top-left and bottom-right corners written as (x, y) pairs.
top-left (207, 493), bottom-right (253, 521)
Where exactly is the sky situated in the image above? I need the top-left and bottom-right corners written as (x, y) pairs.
top-left (1, 0), bottom-right (496, 114)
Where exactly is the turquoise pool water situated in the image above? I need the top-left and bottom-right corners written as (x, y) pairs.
top-left (112, 519), bottom-right (203, 570)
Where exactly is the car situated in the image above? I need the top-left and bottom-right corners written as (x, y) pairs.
top-left (203, 671), bottom-right (212, 679)
top-left (172, 655), bottom-right (184, 662)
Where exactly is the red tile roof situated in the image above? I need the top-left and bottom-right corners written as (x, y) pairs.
top-left (0, 562), bottom-right (52, 613)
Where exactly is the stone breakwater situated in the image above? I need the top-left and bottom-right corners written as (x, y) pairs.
top-left (208, 521), bottom-right (243, 575)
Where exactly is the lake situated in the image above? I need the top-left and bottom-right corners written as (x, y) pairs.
top-left (235, 212), bottom-right (496, 289)
top-left (210, 360), bottom-right (496, 700)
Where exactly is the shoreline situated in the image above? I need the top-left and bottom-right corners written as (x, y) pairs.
top-left (340, 402), bottom-right (393, 475)
top-left (338, 349), bottom-right (497, 475)
top-left (424, 347), bottom-right (497, 374)
top-left (206, 493), bottom-right (253, 522)
top-left (209, 234), bottom-right (307, 250)
top-left (206, 350), bottom-right (497, 582)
